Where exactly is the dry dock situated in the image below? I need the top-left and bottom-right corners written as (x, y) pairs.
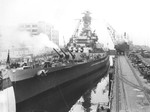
top-left (111, 56), bottom-right (150, 112)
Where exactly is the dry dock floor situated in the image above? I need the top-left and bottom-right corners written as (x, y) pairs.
top-left (111, 56), bottom-right (150, 112)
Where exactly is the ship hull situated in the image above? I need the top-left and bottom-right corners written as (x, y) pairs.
top-left (5, 55), bottom-right (109, 112)
top-left (17, 59), bottom-right (109, 112)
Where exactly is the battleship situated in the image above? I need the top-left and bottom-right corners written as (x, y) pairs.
top-left (0, 11), bottom-right (109, 112)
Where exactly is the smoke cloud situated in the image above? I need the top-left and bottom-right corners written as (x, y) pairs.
top-left (0, 25), bottom-right (59, 57)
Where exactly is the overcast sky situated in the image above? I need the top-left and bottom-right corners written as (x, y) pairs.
top-left (0, 0), bottom-right (150, 48)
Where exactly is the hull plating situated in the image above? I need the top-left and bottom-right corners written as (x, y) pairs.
top-left (17, 62), bottom-right (109, 112)
top-left (3, 56), bottom-right (109, 112)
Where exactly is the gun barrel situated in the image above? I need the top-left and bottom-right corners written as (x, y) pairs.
top-left (66, 49), bottom-right (75, 59)
top-left (53, 48), bottom-right (63, 58)
top-left (60, 49), bottom-right (67, 56)
top-left (60, 48), bottom-right (70, 60)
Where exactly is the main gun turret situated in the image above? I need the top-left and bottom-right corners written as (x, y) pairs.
top-left (53, 48), bottom-right (64, 59)
top-left (66, 48), bottom-right (75, 60)
top-left (60, 49), bottom-right (70, 60)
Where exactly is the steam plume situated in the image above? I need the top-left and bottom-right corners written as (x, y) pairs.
top-left (0, 25), bottom-right (59, 57)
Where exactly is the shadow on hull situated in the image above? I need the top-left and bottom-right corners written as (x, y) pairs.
top-left (17, 64), bottom-right (109, 112)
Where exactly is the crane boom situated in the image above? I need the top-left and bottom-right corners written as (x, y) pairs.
top-left (73, 19), bottom-right (81, 37)
top-left (106, 24), bottom-right (130, 55)
top-left (106, 24), bottom-right (117, 45)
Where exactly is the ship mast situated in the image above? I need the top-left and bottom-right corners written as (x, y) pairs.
top-left (67, 11), bottom-right (98, 52)
top-left (82, 11), bottom-right (91, 30)
top-left (80, 11), bottom-right (92, 37)
top-left (72, 11), bottom-right (92, 38)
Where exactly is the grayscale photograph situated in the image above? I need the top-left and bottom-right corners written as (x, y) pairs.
top-left (0, 0), bottom-right (150, 112)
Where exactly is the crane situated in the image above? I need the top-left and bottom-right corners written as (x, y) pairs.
top-left (106, 24), bottom-right (118, 45)
top-left (72, 19), bottom-right (82, 38)
top-left (106, 24), bottom-right (130, 55)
